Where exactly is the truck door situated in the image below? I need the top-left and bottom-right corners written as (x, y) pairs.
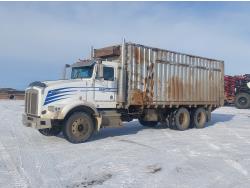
top-left (94, 65), bottom-right (117, 108)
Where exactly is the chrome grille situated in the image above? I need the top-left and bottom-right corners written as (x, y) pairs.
top-left (25, 89), bottom-right (38, 115)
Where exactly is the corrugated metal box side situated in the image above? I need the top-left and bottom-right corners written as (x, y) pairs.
top-left (124, 43), bottom-right (224, 107)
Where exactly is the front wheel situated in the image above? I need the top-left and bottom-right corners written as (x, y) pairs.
top-left (63, 112), bottom-right (94, 144)
top-left (38, 126), bottom-right (62, 136)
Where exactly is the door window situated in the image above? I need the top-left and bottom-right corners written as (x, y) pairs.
top-left (103, 67), bottom-right (114, 81)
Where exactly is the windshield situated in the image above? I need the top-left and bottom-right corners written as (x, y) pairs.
top-left (71, 66), bottom-right (94, 79)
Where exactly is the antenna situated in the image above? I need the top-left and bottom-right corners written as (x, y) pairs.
top-left (122, 37), bottom-right (126, 45)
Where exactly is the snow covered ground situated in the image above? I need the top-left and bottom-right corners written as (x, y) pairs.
top-left (0, 100), bottom-right (250, 188)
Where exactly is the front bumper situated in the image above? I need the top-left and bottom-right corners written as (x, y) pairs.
top-left (22, 114), bottom-right (52, 129)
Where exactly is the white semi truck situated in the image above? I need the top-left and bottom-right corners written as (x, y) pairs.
top-left (23, 41), bottom-right (224, 143)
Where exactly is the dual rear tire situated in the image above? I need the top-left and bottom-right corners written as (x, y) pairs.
top-left (174, 108), bottom-right (190, 131)
top-left (174, 107), bottom-right (207, 130)
top-left (191, 108), bottom-right (207, 129)
top-left (138, 107), bottom-right (207, 131)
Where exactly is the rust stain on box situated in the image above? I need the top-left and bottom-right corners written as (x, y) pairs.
top-left (130, 89), bottom-right (144, 105)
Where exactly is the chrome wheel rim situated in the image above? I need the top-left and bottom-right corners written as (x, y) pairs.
top-left (71, 118), bottom-right (89, 138)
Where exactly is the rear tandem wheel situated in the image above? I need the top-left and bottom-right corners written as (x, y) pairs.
top-left (191, 108), bottom-right (207, 129)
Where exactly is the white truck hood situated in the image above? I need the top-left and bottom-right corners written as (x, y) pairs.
top-left (42, 79), bottom-right (93, 106)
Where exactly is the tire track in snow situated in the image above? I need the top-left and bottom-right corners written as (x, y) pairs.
top-left (118, 139), bottom-right (156, 150)
top-left (225, 159), bottom-right (248, 176)
top-left (224, 126), bottom-right (250, 145)
top-left (0, 102), bottom-right (31, 187)
top-left (7, 102), bottom-right (56, 185)
top-left (212, 121), bottom-right (249, 177)
top-left (208, 143), bottom-right (221, 151)
top-left (0, 142), bottom-right (29, 188)
top-left (0, 101), bottom-right (63, 187)
top-left (199, 134), bottom-right (221, 152)
top-left (8, 115), bottom-right (33, 187)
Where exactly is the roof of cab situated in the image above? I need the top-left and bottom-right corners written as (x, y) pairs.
top-left (71, 59), bottom-right (95, 67)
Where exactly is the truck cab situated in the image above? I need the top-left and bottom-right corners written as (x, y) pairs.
top-left (23, 58), bottom-right (121, 143)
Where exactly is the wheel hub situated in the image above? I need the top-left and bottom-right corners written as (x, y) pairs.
top-left (197, 112), bottom-right (205, 124)
top-left (72, 118), bottom-right (89, 138)
top-left (179, 113), bottom-right (187, 126)
top-left (239, 97), bottom-right (247, 105)
top-left (78, 124), bottom-right (84, 132)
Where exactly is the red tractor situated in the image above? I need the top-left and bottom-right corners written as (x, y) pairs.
top-left (224, 74), bottom-right (250, 109)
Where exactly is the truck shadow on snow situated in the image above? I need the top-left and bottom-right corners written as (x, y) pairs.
top-left (206, 113), bottom-right (234, 127)
top-left (90, 113), bottom-right (234, 141)
top-left (91, 113), bottom-right (234, 141)
top-left (90, 121), bottom-right (144, 142)
top-left (56, 113), bottom-right (234, 142)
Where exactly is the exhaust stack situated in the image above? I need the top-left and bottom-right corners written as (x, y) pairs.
top-left (118, 38), bottom-right (126, 106)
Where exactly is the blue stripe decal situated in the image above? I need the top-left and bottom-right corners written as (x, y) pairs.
top-left (49, 87), bottom-right (117, 92)
top-left (43, 87), bottom-right (118, 106)
top-left (49, 87), bottom-right (117, 91)
top-left (44, 97), bottom-right (69, 105)
top-left (48, 87), bottom-right (83, 92)
top-left (45, 94), bottom-right (73, 101)
top-left (47, 87), bottom-right (117, 97)
top-left (47, 90), bottom-right (78, 98)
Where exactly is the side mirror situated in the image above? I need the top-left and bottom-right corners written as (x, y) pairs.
top-left (97, 63), bottom-right (104, 79)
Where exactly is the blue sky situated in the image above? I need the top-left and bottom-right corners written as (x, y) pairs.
top-left (1, 2), bottom-right (250, 90)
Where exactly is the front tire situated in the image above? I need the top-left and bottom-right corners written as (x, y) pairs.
top-left (63, 112), bottom-right (94, 143)
top-left (38, 126), bottom-right (62, 136)
top-left (235, 93), bottom-right (250, 109)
